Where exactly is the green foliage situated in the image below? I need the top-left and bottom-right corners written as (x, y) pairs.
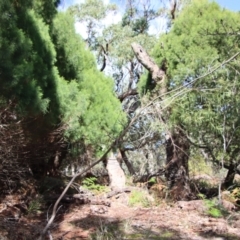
top-left (106, 24), bottom-right (157, 67)
top-left (148, 177), bottom-right (157, 184)
top-left (199, 195), bottom-right (227, 218)
top-left (122, 11), bottom-right (149, 35)
top-left (69, 0), bottom-right (117, 49)
top-left (82, 177), bottom-right (108, 193)
top-left (0, 1), bottom-right (126, 160)
top-left (204, 199), bottom-right (223, 218)
top-left (139, 0), bottom-right (240, 172)
top-left (69, 0), bottom-right (157, 71)
top-left (32, 0), bottom-right (59, 24)
top-left (0, 0), bottom-right (62, 120)
top-left (51, 12), bottom-right (95, 81)
top-left (138, 72), bottom-right (156, 96)
top-left (51, 12), bottom-right (126, 147)
top-left (197, 193), bottom-right (206, 200)
top-left (121, 1), bottom-right (160, 35)
top-left (189, 152), bottom-right (213, 176)
top-left (27, 197), bottom-right (44, 215)
top-left (90, 222), bottom-right (125, 240)
top-left (57, 68), bottom-right (126, 146)
top-left (70, 0), bottom-right (116, 22)
top-left (128, 190), bottom-right (152, 207)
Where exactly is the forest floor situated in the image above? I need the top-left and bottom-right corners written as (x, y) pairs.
top-left (0, 188), bottom-right (240, 240)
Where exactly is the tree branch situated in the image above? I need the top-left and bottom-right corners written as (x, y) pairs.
top-left (119, 149), bottom-right (135, 175)
top-left (170, 0), bottom-right (177, 20)
top-left (99, 43), bottom-right (108, 72)
top-left (131, 43), bottom-right (165, 83)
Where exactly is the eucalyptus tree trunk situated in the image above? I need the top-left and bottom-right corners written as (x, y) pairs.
top-left (107, 152), bottom-right (126, 190)
top-left (131, 43), bottom-right (192, 200)
top-left (165, 128), bottom-right (191, 199)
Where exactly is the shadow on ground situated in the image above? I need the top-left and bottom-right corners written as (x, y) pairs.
top-left (63, 212), bottom-right (240, 240)
top-left (69, 214), bottom-right (185, 240)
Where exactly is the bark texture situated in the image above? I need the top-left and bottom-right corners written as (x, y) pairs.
top-left (131, 43), bottom-right (165, 83)
top-left (165, 128), bottom-right (191, 200)
top-left (107, 152), bottom-right (126, 190)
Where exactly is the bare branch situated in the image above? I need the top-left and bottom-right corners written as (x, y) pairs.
top-left (170, 0), bottom-right (177, 20)
top-left (99, 43), bottom-right (109, 72)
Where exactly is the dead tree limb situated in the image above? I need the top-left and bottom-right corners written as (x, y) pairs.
top-left (99, 43), bottom-right (108, 72)
top-left (131, 43), bottom-right (165, 83)
top-left (170, 0), bottom-right (177, 20)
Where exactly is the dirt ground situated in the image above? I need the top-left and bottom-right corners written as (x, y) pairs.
top-left (0, 191), bottom-right (240, 240)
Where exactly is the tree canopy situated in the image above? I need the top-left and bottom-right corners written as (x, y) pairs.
top-left (2, 1), bottom-right (240, 238)
top-left (0, 0), bottom-right (126, 176)
top-left (139, 0), bottom-right (240, 189)
top-left (1, 0), bottom-right (240, 205)
top-left (51, 12), bottom-right (126, 145)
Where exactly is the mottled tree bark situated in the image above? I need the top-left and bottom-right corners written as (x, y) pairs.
top-left (165, 128), bottom-right (191, 200)
top-left (107, 152), bottom-right (126, 190)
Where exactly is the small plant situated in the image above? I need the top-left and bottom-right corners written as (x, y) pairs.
top-left (27, 197), bottom-right (43, 215)
top-left (128, 190), bottom-right (152, 207)
top-left (91, 224), bottom-right (114, 240)
top-left (82, 177), bottom-right (107, 193)
top-left (204, 199), bottom-right (223, 218)
top-left (197, 193), bottom-right (206, 200)
top-left (148, 177), bottom-right (157, 184)
top-left (90, 221), bottom-right (124, 240)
